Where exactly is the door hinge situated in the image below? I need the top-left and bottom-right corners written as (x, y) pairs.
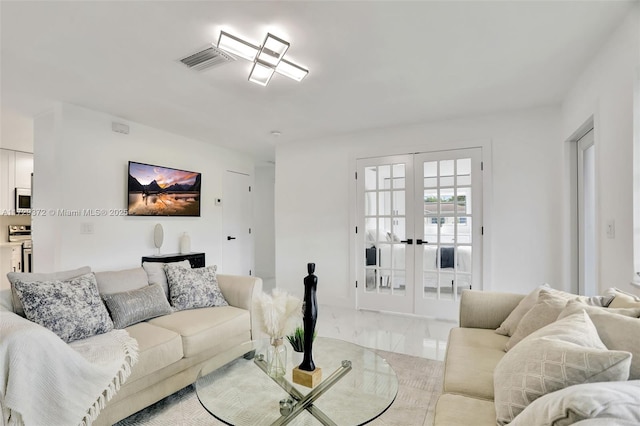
top-left (355, 171), bottom-right (357, 179)
top-left (355, 226), bottom-right (358, 233)
top-left (481, 226), bottom-right (484, 235)
top-left (249, 186), bottom-right (251, 192)
top-left (249, 228), bottom-right (252, 234)
top-left (481, 161), bottom-right (484, 171)
top-left (249, 269), bottom-right (252, 276)
top-left (355, 281), bottom-right (358, 288)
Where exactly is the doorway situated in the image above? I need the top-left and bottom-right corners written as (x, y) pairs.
top-left (577, 129), bottom-right (596, 296)
top-left (356, 148), bottom-right (483, 320)
top-left (222, 170), bottom-right (253, 275)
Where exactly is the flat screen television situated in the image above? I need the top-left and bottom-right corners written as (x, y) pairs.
top-left (127, 161), bottom-right (201, 216)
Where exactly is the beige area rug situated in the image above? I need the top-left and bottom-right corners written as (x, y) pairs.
top-left (116, 350), bottom-right (443, 426)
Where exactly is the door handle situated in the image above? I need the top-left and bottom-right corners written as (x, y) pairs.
top-left (227, 236), bottom-right (236, 240)
top-left (416, 239), bottom-right (424, 245)
top-left (400, 239), bottom-right (413, 245)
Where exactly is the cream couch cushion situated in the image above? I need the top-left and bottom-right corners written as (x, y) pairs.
top-left (148, 306), bottom-right (250, 358)
top-left (95, 267), bottom-right (148, 294)
top-left (125, 322), bottom-right (183, 382)
top-left (444, 328), bottom-right (508, 400)
top-left (434, 394), bottom-right (495, 426)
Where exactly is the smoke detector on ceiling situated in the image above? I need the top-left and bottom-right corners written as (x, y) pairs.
top-left (179, 45), bottom-right (236, 72)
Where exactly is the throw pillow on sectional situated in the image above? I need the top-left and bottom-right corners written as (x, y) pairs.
top-left (495, 285), bottom-right (614, 337)
top-left (558, 300), bottom-right (640, 380)
top-left (606, 288), bottom-right (640, 309)
top-left (504, 289), bottom-right (568, 351)
top-left (164, 263), bottom-right (228, 310)
top-left (494, 311), bottom-right (631, 425)
top-left (13, 272), bottom-right (114, 343)
top-left (509, 380), bottom-right (640, 426)
top-left (102, 284), bottom-right (173, 328)
top-left (142, 260), bottom-right (191, 298)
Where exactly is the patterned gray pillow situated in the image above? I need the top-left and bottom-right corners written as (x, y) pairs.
top-left (13, 273), bottom-right (114, 343)
top-left (164, 264), bottom-right (228, 310)
top-left (102, 284), bottom-right (173, 328)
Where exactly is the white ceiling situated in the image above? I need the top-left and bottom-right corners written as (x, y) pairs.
top-left (0, 1), bottom-right (634, 162)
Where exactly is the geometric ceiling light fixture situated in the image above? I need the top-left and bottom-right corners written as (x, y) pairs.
top-left (217, 30), bottom-right (309, 86)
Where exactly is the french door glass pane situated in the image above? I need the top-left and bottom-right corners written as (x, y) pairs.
top-left (365, 192), bottom-right (377, 216)
top-left (364, 167), bottom-right (377, 190)
top-left (378, 165), bottom-right (391, 189)
top-left (457, 217), bottom-right (472, 244)
top-left (393, 191), bottom-right (405, 216)
top-left (457, 159), bottom-right (471, 186)
top-left (393, 164), bottom-right (406, 189)
top-left (440, 160), bottom-right (454, 187)
top-left (420, 156), bottom-right (474, 301)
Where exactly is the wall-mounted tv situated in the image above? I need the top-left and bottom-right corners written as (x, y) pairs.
top-left (127, 161), bottom-right (201, 216)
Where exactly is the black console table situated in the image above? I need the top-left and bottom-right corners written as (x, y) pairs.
top-left (141, 252), bottom-right (205, 268)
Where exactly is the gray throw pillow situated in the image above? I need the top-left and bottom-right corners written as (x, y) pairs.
top-left (164, 264), bottom-right (228, 311)
top-left (494, 312), bottom-right (632, 425)
top-left (13, 272), bottom-right (114, 343)
top-left (102, 284), bottom-right (173, 328)
top-left (7, 266), bottom-right (92, 316)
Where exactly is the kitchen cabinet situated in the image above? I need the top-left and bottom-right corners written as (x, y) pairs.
top-left (0, 149), bottom-right (33, 212)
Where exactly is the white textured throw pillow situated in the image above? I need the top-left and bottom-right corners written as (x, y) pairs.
top-left (494, 312), bottom-right (632, 425)
top-left (510, 380), bottom-right (640, 426)
top-left (495, 285), bottom-right (550, 336)
top-left (505, 289), bottom-right (568, 351)
top-left (495, 285), bottom-right (613, 337)
top-left (558, 300), bottom-right (640, 380)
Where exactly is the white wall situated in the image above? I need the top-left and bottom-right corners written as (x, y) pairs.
top-left (561, 7), bottom-right (640, 295)
top-left (1, 109), bottom-right (33, 152)
top-left (275, 106), bottom-right (564, 307)
top-left (253, 164), bottom-right (276, 291)
top-left (33, 103), bottom-right (254, 273)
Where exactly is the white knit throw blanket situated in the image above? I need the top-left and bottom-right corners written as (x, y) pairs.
top-left (0, 311), bottom-right (138, 426)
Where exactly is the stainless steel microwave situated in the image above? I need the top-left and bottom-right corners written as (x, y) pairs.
top-left (15, 188), bottom-right (31, 214)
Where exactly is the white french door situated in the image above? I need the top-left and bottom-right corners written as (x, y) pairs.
top-left (356, 148), bottom-right (483, 319)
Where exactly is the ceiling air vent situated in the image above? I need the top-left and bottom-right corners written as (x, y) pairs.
top-left (179, 45), bottom-right (236, 72)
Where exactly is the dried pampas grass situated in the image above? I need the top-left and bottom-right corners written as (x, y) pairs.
top-left (254, 289), bottom-right (302, 338)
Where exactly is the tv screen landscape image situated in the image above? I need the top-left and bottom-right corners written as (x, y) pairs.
top-left (128, 161), bottom-right (201, 216)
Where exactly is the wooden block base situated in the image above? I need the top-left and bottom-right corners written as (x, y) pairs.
top-left (292, 366), bottom-right (322, 388)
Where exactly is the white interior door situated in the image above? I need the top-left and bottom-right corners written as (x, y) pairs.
top-left (414, 149), bottom-right (482, 319)
top-left (223, 170), bottom-right (253, 275)
top-left (356, 155), bottom-right (415, 314)
top-left (356, 148), bottom-right (482, 320)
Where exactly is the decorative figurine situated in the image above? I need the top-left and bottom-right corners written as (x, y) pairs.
top-left (300, 263), bottom-right (318, 371)
top-left (292, 262), bottom-right (322, 387)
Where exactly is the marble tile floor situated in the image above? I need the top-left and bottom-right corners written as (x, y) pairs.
top-left (315, 304), bottom-right (457, 361)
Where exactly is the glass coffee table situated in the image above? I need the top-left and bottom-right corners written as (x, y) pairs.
top-left (196, 337), bottom-right (398, 425)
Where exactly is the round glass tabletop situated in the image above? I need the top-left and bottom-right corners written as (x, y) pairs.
top-left (196, 337), bottom-right (398, 425)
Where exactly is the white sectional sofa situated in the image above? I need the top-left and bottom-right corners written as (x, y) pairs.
top-left (434, 287), bottom-right (640, 426)
top-left (1, 261), bottom-right (262, 425)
